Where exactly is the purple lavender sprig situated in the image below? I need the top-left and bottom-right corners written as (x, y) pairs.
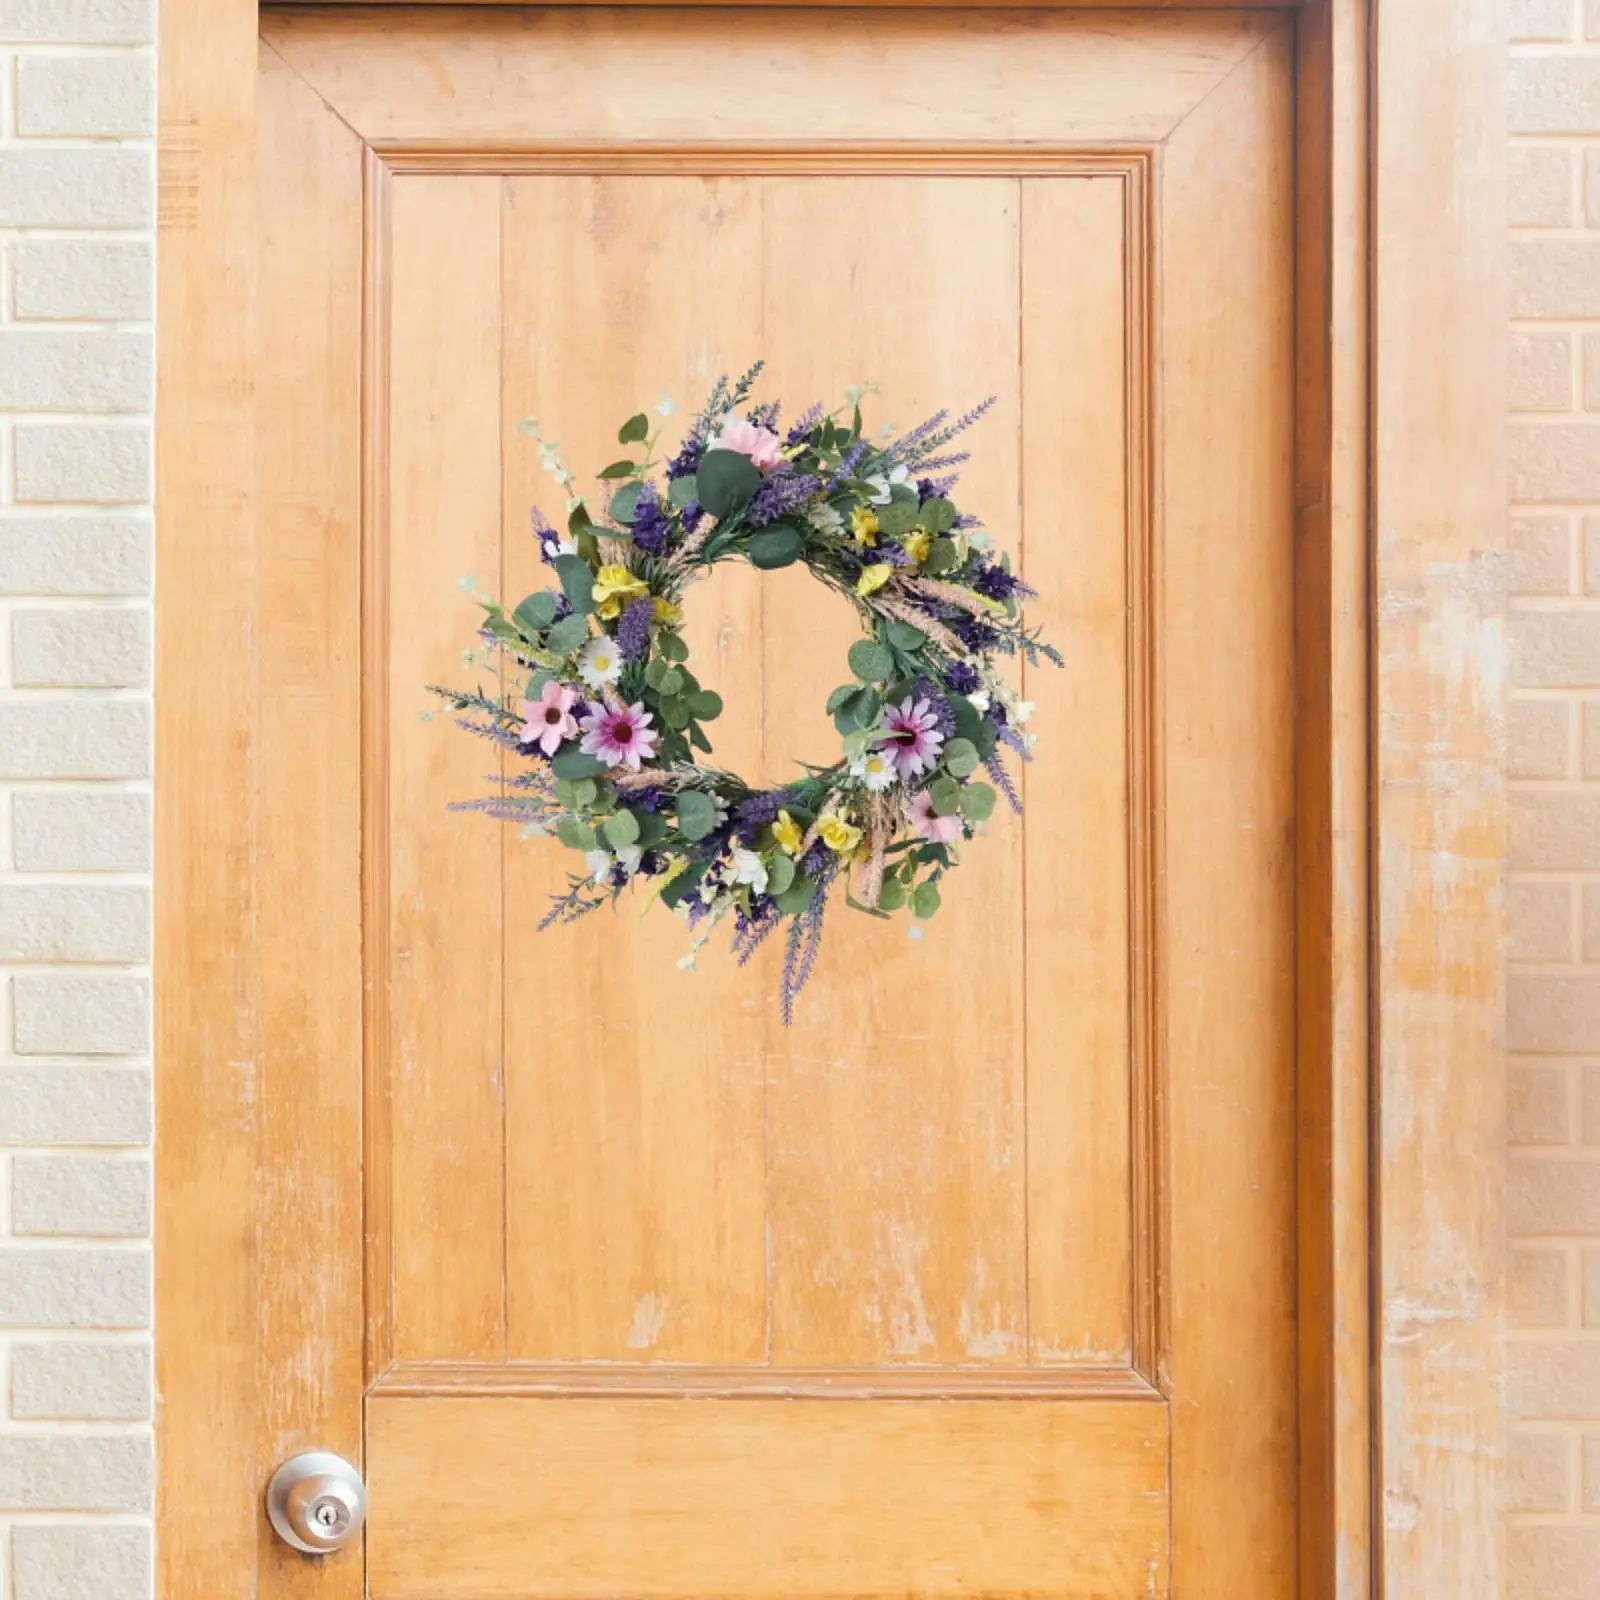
top-left (616, 596), bottom-right (655, 662)
top-left (984, 750), bottom-right (1023, 814)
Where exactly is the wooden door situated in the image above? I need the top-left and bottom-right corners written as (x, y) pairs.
top-left (252, 7), bottom-right (1295, 1596)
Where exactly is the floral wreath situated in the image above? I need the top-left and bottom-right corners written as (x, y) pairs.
top-left (433, 362), bottom-right (1060, 1022)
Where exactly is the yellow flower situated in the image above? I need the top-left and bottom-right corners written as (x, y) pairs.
top-left (819, 816), bottom-right (863, 855)
top-left (592, 564), bottom-right (648, 620)
top-left (772, 809), bottom-right (805, 856)
top-left (652, 597), bottom-right (683, 627)
top-left (850, 505), bottom-right (880, 547)
top-left (903, 530), bottom-right (932, 565)
top-left (855, 563), bottom-right (892, 598)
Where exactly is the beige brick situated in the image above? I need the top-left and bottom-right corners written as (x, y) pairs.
top-left (1512, 56), bottom-right (1600, 132)
top-left (1587, 1248), bottom-right (1600, 1325)
top-left (1511, 1246), bottom-right (1571, 1325)
top-left (11, 1341), bottom-right (150, 1420)
top-left (0, 886), bottom-right (149, 962)
top-left (1587, 333), bottom-right (1600, 413)
top-left (1511, 612), bottom-right (1600, 686)
top-left (1511, 144), bottom-right (1575, 226)
top-left (0, 1435), bottom-right (149, 1512)
top-left (1512, 1063), bottom-right (1575, 1143)
top-left (1511, 790), bottom-right (1600, 871)
top-left (1583, 701), bottom-right (1600, 774)
top-left (1586, 1432), bottom-right (1600, 1510)
top-left (16, 54), bottom-right (154, 137)
top-left (0, 700), bottom-right (149, 779)
top-left (0, 1067), bottom-right (150, 1145)
top-left (0, 332), bottom-right (151, 413)
top-left (1589, 146), bottom-right (1600, 226)
top-left (1513, 331), bottom-right (1575, 412)
top-left (12, 607), bottom-right (151, 688)
top-left (1509, 1429), bottom-right (1572, 1511)
top-left (0, 517), bottom-right (150, 596)
top-left (1511, 424), bottom-right (1600, 501)
top-left (1513, 880), bottom-right (1576, 961)
top-left (1511, 1339), bottom-right (1600, 1415)
top-left (1584, 883), bottom-right (1600, 959)
top-left (1508, 1526), bottom-right (1600, 1599)
top-left (0, 150), bottom-right (151, 229)
top-left (13, 790), bottom-right (151, 872)
top-left (1512, 974), bottom-right (1600, 1052)
top-left (1512, 698), bottom-right (1571, 777)
top-left (14, 423), bottom-right (150, 505)
top-left (12, 1524), bottom-right (151, 1600)
top-left (1514, 514), bottom-right (1574, 594)
top-left (1514, 0), bottom-right (1577, 36)
top-left (0, 1248), bottom-right (148, 1329)
top-left (0, 1), bottom-right (153, 41)
top-left (13, 1156), bottom-right (150, 1238)
top-left (13, 240), bottom-right (153, 323)
top-left (13, 974), bottom-right (150, 1056)
top-left (1584, 517), bottom-right (1600, 594)
top-left (1512, 239), bottom-right (1600, 318)
top-left (1584, 1064), bottom-right (1600, 1144)
top-left (1510, 1155), bottom-right (1600, 1233)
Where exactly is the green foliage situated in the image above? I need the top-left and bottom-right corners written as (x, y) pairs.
top-left (766, 855), bottom-right (796, 897)
top-left (886, 619), bottom-right (926, 651)
top-left (597, 459), bottom-right (636, 479)
top-left (924, 537), bottom-right (960, 574)
top-left (848, 640), bottom-right (894, 683)
top-left (675, 790), bottom-right (718, 841)
top-left (609, 482), bottom-right (646, 525)
top-left (602, 808), bottom-right (640, 849)
top-left (959, 782), bottom-right (997, 823)
top-left (775, 874), bottom-right (818, 914)
top-left (555, 817), bottom-right (595, 852)
top-left (668, 474), bottom-right (699, 510)
top-left (695, 449), bottom-right (761, 518)
top-left (686, 690), bottom-right (723, 720)
top-left (877, 877), bottom-right (907, 912)
top-left (546, 614), bottom-right (590, 658)
top-left (920, 497), bottom-right (957, 534)
top-left (929, 775), bottom-right (962, 816)
top-left (748, 524), bottom-right (805, 570)
top-left (618, 412), bottom-right (650, 445)
top-left (552, 748), bottom-right (608, 780)
top-left (658, 631), bottom-right (690, 663)
top-left (943, 737), bottom-right (980, 779)
top-left (912, 881), bottom-right (942, 920)
top-left (553, 554), bottom-right (595, 614)
top-left (513, 591), bottom-right (559, 635)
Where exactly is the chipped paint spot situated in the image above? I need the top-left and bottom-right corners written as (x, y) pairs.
top-left (626, 1291), bottom-right (671, 1351)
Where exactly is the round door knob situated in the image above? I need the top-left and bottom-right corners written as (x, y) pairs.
top-left (266, 1450), bottom-right (366, 1554)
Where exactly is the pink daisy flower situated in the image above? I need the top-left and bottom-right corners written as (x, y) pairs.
top-left (579, 698), bottom-right (659, 771)
top-left (710, 417), bottom-right (786, 473)
top-left (877, 696), bottom-right (946, 780)
top-left (908, 790), bottom-right (963, 846)
top-left (519, 679), bottom-right (579, 756)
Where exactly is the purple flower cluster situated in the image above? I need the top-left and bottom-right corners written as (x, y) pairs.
top-left (616, 596), bottom-right (655, 662)
top-left (785, 403), bottom-right (822, 447)
top-left (747, 470), bottom-right (822, 529)
top-left (734, 790), bottom-right (787, 844)
top-left (667, 437), bottom-right (703, 481)
top-left (943, 661), bottom-right (981, 695)
top-left (971, 562), bottom-right (1025, 602)
top-left (952, 614), bottom-right (1000, 654)
top-left (631, 485), bottom-right (674, 555)
top-left (679, 501), bottom-right (705, 535)
top-left (628, 786), bottom-right (668, 814)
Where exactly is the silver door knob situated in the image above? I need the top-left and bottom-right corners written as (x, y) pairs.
top-left (266, 1450), bottom-right (366, 1554)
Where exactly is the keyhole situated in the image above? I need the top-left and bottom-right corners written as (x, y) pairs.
top-left (314, 1502), bottom-right (341, 1530)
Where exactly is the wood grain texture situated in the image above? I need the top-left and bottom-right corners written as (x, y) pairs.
top-left (155, 3), bottom-right (262, 1597)
top-left (383, 176), bottom-right (508, 1362)
top-left (366, 1395), bottom-right (1170, 1599)
top-left (499, 175), bottom-right (769, 1364)
top-left (1373, 0), bottom-right (1507, 1595)
top-left (261, 7), bottom-right (1277, 148)
top-left (1020, 175), bottom-right (1138, 1368)
top-left (1160, 23), bottom-right (1299, 1594)
top-left (1294, 3), bottom-right (1373, 1596)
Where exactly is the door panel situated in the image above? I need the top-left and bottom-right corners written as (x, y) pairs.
top-left (256, 7), bottom-right (1295, 1595)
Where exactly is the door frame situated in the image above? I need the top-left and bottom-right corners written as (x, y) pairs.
top-left (152, 3), bottom-right (1506, 1597)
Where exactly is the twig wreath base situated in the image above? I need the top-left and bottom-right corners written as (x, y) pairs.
top-left (432, 362), bottom-right (1060, 1022)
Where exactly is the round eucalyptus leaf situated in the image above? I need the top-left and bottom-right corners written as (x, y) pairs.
top-left (602, 808), bottom-right (640, 849)
top-left (675, 790), bottom-right (718, 842)
top-left (848, 640), bottom-right (894, 683)
top-left (609, 482), bottom-right (646, 525)
top-left (695, 449), bottom-right (761, 519)
top-left (552, 554), bottom-right (595, 615)
top-left (912, 881), bottom-right (943, 920)
top-left (960, 781), bottom-right (998, 823)
top-left (748, 524), bottom-right (805, 570)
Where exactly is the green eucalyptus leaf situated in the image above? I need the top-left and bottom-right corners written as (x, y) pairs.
top-left (645, 659), bottom-right (669, 691)
top-left (695, 449), bottom-right (761, 518)
top-left (618, 412), bottom-right (650, 445)
top-left (877, 499), bottom-right (919, 538)
top-left (951, 696), bottom-right (984, 744)
top-left (525, 668), bottom-right (556, 699)
top-left (960, 782), bottom-right (998, 823)
top-left (552, 748), bottom-right (609, 781)
top-left (688, 723), bottom-right (713, 754)
top-left (920, 497), bottom-right (957, 534)
top-left (554, 778), bottom-right (577, 807)
top-left (943, 737), bottom-right (980, 779)
top-left (886, 619), bottom-right (926, 651)
top-left (661, 698), bottom-right (692, 731)
top-left (686, 689), bottom-right (723, 720)
top-left (924, 537), bottom-right (961, 575)
top-left (973, 718), bottom-right (998, 760)
top-left (658, 631), bottom-right (690, 663)
top-left (660, 862), bottom-right (706, 910)
top-left (657, 668), bottom-right (684, 696)
top-left (775, 874), bottom-right (818, 914)
top-left (877, 877), bottom-right (907, 912)
top-left (546, 614), bottom-right (590, 658)
top-left (848, 688), bottom-right (882, 730)
top-left (602, 808), bottom-right (640, 849)
top-left (912, 881), bottom-right (943, 919)
top-left (513, 590), bottom-right (560, 635)
top-left (748, 524), bottom-right (805, 570)
top-left (572, 778), bottom-right (598, 808)
top-left (675, 790), bottom-right (718, 842)
top-left (766, 855), bottom-right (796, 897)
top-left (659, 731), bottom-right (691, 764)
top-left (576, 529), bottom-right (600, 565)
top-left (635, 810), bottom-right (668, 848)
top-left (553, 554), bottom-right (595, 615)
top-left (826, 683), bottom-right (859, 715)
top-left (568, 504), bottom-right (596, 540)
top-left (929, 775), bottom-right (962, 816)
top-left (609, 482), bottom-right (646, 525)
top-left (668, 474), bottom-right (699, 510)
top-left (848, 640), bottom-right (894, 683)
top-left (555, 818), bottom-right (596, 852)
top-left (598, 459), bottom-right (637, 480)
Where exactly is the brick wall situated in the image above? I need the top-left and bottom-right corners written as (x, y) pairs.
top-left (1510, 1), bottom-right (1600, 1595)
top-left (0, 2), bottom-right (154, 1598)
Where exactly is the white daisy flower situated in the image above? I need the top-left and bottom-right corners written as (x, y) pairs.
top-left (730, 849), bottom-right (769, 894)
top-left (578, 636), bottom-right (622, 688)
top-left (966, 689), bottom-right (992, 714)
top-left (849, 748), bottom-right (896, 792)
top-left (864, 464), bottom-right (914, 506)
